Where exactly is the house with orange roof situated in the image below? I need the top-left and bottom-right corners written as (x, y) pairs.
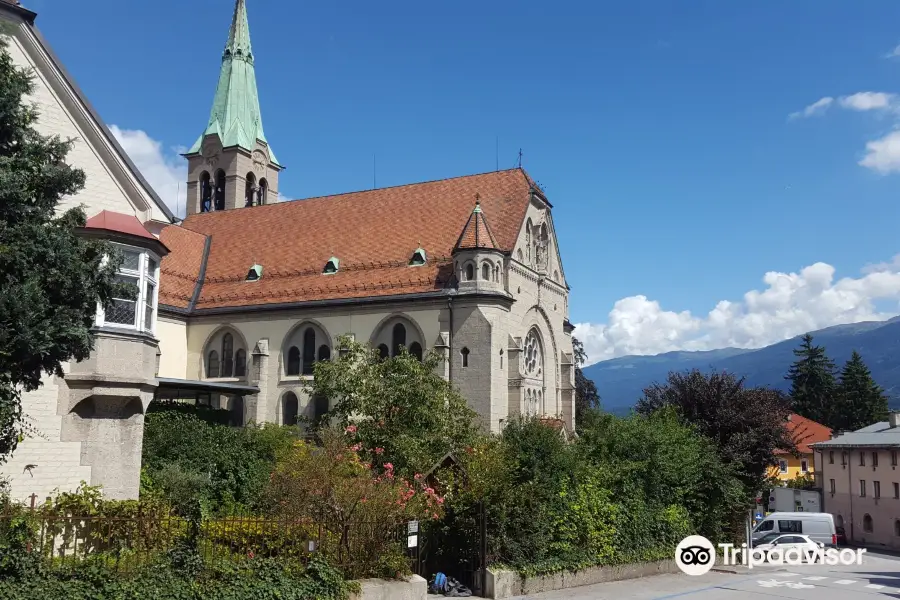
top-left (770, 413), bottom-right (832, 483)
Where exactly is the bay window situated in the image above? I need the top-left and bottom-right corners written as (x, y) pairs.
top-left (96, 245), bottom-right (160, 334)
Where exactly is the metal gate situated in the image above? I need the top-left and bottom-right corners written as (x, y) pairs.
top-left (409, 501), bottom-right (487, 596)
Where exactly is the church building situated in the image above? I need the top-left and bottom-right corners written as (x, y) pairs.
top-left (0, 0), bottom-right (574, 501)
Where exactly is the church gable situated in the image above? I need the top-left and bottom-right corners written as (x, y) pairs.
top-left (512, 193), bottom-right (566, 286)
top-left (0, 4), bottom-right (174, 226)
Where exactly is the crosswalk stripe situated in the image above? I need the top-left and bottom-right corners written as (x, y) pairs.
top-left (834, 580), bottom-right (857, 585)
top-left (866, 584), bottom-right (885, 589)
top-left (803, 576), bottom-right (827, 581)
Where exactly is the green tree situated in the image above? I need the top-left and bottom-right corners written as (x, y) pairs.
top-left (834, 351), bottom-right (889, 431)
top-left (309, 336), bottom-right (479, 478)
top-left (0, 34), bottom-right (121, 463)
top-left (784, 334), bottom-right (836, 426)
top-left (573, 337), bottom-right (600, 424)
top-left (636, 369), bottom-right (795, 495)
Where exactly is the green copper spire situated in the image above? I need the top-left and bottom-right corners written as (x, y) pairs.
top-left (187, 0), bottom-right (280, 166)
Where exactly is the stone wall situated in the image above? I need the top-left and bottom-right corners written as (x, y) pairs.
top-left (486, 560), bottom-right (680, 598)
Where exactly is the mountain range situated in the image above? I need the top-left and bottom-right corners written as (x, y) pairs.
top-left (583, 316), bottom-right (900, 415)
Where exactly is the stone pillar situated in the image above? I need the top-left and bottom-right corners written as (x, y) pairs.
top-left (250, 338), bottom-right (270, 423)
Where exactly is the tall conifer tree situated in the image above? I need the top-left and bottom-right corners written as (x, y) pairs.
top-left (0, 33), bottom-right (121, 464)
top-left (834, 351), bottom-right (889, 431)
top-left (785, 334), bottom-right (836, 426)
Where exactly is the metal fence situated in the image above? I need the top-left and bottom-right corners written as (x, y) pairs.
top-left (0, 499), bottom-right (412, 578)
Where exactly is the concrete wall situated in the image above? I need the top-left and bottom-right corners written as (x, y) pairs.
top-left (157, 317), bottom-right (188, 379)
top-left (350, 576), bottom-right (426, 600)
top-left (486, 560), bottom-right (679, 598)
top-left (820, 447), bottom-right (900, 550)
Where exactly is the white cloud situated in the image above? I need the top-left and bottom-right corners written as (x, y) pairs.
top-left (789, 97), bottom-right (834, 120)
top-left (885, 44), bottom-right (900, 59)
top-left (859, 130), bottom-right (900, 173)
top-left (838, 92), bottom-right (896, 111)
top-left (109, 125), bottom-right (188, 218)
top-left (573, 257), bottom-right (900, 366)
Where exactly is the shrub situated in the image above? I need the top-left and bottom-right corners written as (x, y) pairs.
top-left (265, 425), bottom-right (443, 579)
top-left (141, 410), bottom-right (300, 516)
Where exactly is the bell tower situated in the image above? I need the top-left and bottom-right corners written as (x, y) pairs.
top-left (182, 0), bottom-right (283, 216)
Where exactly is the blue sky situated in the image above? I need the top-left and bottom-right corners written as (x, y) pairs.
top-left (27, 0), bottom-right (900, 363)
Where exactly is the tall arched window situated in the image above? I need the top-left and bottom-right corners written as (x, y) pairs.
top-left (259, 178), bottom-right (268, 205)
top-left (287, 346), bottom-right (301, 376)
top-left (207, 350), bottom-right (220, 378)
top-left (282, 392), bottom-right (299, 426)
top-left (864, 514), bottom-right (874, 533)
top-left (409, 342), bottom-right (423, 361)
top-left (524, 329), bottom-right (543, 378)
top-left (378, 344), bottom-right (390, 361)
top-left (392, 323), bottom-right (406, 357)
top-left (525, 224), bottom-right (532, 263)
top-left (245, 172), bottom-right (256, 207)
top-left (461, 347), bottom-right (470, 368)
top-left (214, 169), bottom-right (226, 211)
top-left (235, 349), bottom-right (247, 377)
top-left (482, 263), bottom-right (490, 280)
top-left (465, 263), bottom-right (474, 281)
top-left (222, 333), bottom-right (235, 377)
top-left (317, 345), bottom-right (331, 361)
top-left (302, 328), bottom-right (316, 375)
top-left (200, 171), bottom-right (212, 212)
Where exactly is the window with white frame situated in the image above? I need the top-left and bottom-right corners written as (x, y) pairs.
top-left (801, 459), bottom-right (809, 473)
top-left (778, 459), bottom-right (788, 474)
top-left (96, 245), bottom-right (159, 334)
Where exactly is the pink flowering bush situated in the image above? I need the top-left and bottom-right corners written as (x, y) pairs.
top-left (265, 426), bottom-right (445, 579)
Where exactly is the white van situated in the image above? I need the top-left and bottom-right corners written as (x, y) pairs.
top-left (751, 512), bottom-right (837, 547)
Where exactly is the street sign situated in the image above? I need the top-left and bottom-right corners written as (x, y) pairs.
top-left (408, 520), bottom-right (419, 534)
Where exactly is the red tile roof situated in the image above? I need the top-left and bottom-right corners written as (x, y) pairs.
top-left (159, 168), bottom-right (537, 311)
top-left (454, 201), bottom-right (499, 251)
top-left (85, 210), bottom-right (157, 241)
top-left (776, 413), bottom-right (833, 455)
top-left (158, 226), bottom-right (208, 309)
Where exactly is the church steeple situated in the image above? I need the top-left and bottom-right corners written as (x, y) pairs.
top-left (183, 0), bottom-right (283, 216)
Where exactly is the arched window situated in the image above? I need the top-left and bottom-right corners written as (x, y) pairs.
top-left (524, 329), bottom-right (543, 378)
top-left (377, 344), bottom-right (390, 361)
top-left (461, 347), bottom-right (470, 368)
top-left (229, 396), bottom-right (244, 427)
top-left (312, 395), bottom-right (329, 424)
top-left (302, 328), bottom-right (316, 375)
top-left (244, 172), bottom-right (256, 207)
top-left (392, 323), bottom-right (406, 357)
top-left (500, 348), bottom-right (504, 370)
top-left (207, 350), bottom-right (220, 378)
top-left (317, 344), bottom-right (331, 362)
top-left (258, 178), bottom-right (268, 205)
top-left (516, 249), bottom-right (523, 261)
top-left (214, 169), bottom-right (226, 211)
top-left (835, 515), bottom-right (844, 528)
top-left (200, 171), bottom-right (212, 212)
top-left (286, 347), bottom-right (301, 376)
top-left (235, 349), bottom-right (247, 377)
top-left (465, 263), bottom-right (474, 281)
top-left (282, 392), bottom-right (299, 426)
top-left (482, 263), bottom-right (490, 280)
top-left (409, 342), bottom-right (423, 361)
top-left (864, 514), bottom-right (873, 533)
top-left (222, 333), bottom-right (234, 377)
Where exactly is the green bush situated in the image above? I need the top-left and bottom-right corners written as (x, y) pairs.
top-left (0, 555), bottom-right (355, 600)
top-left (141, 410), bottom-right (300, 516)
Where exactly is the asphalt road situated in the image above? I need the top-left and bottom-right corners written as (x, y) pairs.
top-left (516, 551), bottom-right (900, 599)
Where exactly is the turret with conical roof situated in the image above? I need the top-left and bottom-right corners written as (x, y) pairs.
top-left (453, 197), bottom-right (506, 294)
top-left (183, 0), bottom-right (283, 216)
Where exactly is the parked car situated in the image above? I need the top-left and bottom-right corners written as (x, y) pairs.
top-left (752, 533), bottom-right (821, 561)
top-left (751, 512), bottom-right (836, 547)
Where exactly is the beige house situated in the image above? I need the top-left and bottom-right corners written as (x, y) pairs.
top-left (812, 413), bottom-right (900, 550)
top-left (1, 0), bottom-right (575, 501)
